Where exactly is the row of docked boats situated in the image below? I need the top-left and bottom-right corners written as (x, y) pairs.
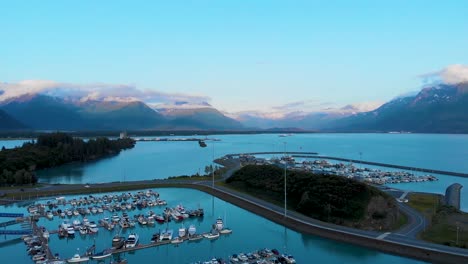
top-left (108, 217), bottom-right (232, 251)
top-left (253, 156), bottom-right (439, 186)
top-left (22, 235), bottom-right (51, 264)
top-left (28, 189), bottom-right (166, 217)
top-left (57, 218), bottom-right (99, 238)
top-left (192, 248), bottom-right (296, 264)
top-left (40, 197), bottom-right (167, 220)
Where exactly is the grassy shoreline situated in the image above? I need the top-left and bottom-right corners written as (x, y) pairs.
top-left (408, 192), bottom-right (468, 248)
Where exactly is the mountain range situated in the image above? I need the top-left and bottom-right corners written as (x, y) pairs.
top-left (328, 82), bottom-right (468, 133)
top-left (0, 109), bottom-right (27, 130)
top-left (0, 94), bottom-right (242, 131)
top-left (0, 82), bottom-right (467, 133)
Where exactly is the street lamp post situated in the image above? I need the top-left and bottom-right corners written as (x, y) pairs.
top-left (212, 141), bottom-right (215, 188)
top-left (283, 142), bottom-right (287, 218)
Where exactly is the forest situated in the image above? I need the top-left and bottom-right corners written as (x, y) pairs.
top-left (0, 132), bottom-right (135, 186)
top-left (226, 164), bottom-right (395, 223)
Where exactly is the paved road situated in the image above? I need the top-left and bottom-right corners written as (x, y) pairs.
top-left (198, 180), bottom-right (468, 258)
top-left (1, 158), bottom-right (467, 261)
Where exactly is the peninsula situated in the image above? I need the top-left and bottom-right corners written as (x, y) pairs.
top-left (0, 132), bottom-right (135, 186)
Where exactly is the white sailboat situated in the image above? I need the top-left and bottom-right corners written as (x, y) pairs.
top-left (219, 210), bottom-right (232, 234)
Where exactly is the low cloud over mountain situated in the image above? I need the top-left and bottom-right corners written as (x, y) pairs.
top-left (0, 80), bottom-right (210, 108)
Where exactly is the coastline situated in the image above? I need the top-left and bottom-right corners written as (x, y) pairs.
top-left (1, 181), bottom-right (467, 263)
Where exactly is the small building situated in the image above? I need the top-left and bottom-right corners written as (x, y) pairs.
top-left (119, 131), bottom-right (128, 139)
top-left (445, 183), bottom-right (463, 210)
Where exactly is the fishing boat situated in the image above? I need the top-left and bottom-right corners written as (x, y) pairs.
top-left (72, 219), bottom-right (81, 227)
top-left (155, 214), bottom-right (165, 223)
top-left (125, 233), bottom-right (139, 248)
top-left (203, 225), bottom-right (220, 240)
top-left (215, 218), bottom-right (224, 231)
top-left (112, 235), bottom-right (125, 249)
top-left (219, 228), bottom-right (232, 234)
top-left (46, 211), bottom-right (54, 219)
top-left (67, 227), bottom-right (75, 237)
top-left (150, 233), bottom-right (160, 243)
top-left (159, 229), bottom-right (173, 241)
top-left (90, 248), bottom-right (113, 260)
top-left (88, 222), bottom-right (99, 233)
top-left (188, 225), bottom-right (196, 236)
top-left (79, 225), bottom-right (87, 235)
top-left (203, 231), bottom-right (220, 240)
top-left (67, 254), bottom-right (89, 263)
top-left (178, 225), bottom-right (186, 237)
top-left (171, 237), bottom-right (184, 244)
top-left (219, 211), bottom-right (232, 234)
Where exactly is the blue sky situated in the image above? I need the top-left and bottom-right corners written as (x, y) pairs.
top-left (1, 1), bottom-right (468, 113)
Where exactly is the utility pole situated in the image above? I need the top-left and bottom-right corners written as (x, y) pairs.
top-left (212, 141), bottom-right (215, 188)
top-left (284, 142), bottom-right (287, 218)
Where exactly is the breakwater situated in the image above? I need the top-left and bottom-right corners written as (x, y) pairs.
top-left (295, 155), bottom-right (468, 177)
top-left (225, 151), bottom-right (467, 177)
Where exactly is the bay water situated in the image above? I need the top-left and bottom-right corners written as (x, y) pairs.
top-left (1, 133), bottom-right (468, 263)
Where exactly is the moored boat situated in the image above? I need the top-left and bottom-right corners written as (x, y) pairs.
top-left (159, 229), bottom-right (173, 241)
top-left (203, 231), bottom-right (220, 240)
top-left (125, 233), bottom-right (139, 248)
top-left (90, 248), bottom-right (113, 260)
top-left (170, 237), bottom-right (184, 244)
top-left (112, 235), bottom-right (125, 249)
top-left (67, 254), bottom-right (89, 263)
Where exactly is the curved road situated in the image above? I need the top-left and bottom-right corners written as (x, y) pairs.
top-left (1, 158), bottom-right (467, 262)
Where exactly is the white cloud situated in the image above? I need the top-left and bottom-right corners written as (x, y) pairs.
top-left (420, 64), bottom-right (468, 85)
top-left (439, 64), bottom-right (468, 84)
top-left (229, 100), bottom-right (383, 120)
top-left (0, 80), bottom-right (211, 106)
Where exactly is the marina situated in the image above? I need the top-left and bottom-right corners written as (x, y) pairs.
top-left (2, 133), bottom-right (468, 264)
top-left (16, 189), bottom-right (234, 263)
top-left (237, 154), bottom-right (440, 185)
top-left (192, 248), bottom-right (296, 264)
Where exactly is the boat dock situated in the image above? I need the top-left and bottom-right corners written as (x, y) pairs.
top-left (30, 220), bottom-right (55, 260)
top-left (112, 232), bottom-right (223, 254)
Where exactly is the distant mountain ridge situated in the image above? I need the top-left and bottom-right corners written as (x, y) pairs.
top-left (156, 107), bottom-right (244, 130)
top-left (0, 94), bottom-right (243, 131)
top-left (0, 109), bottom-right (27, 130)
top-left (328, 83), bottom-right (468, 133)
top-left (1, 83), bottom-right (467, 133)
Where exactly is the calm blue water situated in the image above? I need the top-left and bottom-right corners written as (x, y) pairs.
top-left (1, 133), bottom-right (468, 263)
top-left (0, 139), bottom-right (29, 149)
top-left (0, 188), bottom-right (425, 264)
top-left (30, 133), bottom-right (468, 210)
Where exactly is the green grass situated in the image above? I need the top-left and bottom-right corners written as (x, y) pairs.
top-left (394, 212), bottom-right (409, 230)
top-left (407, 193), bottom-right (468, 248)
top-left (407, 193), bottom-right (439, 218)
top-left (420, 207), bottom-right (468, 248)
top-left (0, 184), bottom-right (44, 190)
top-left (216, 181), bottom-right (286, 208)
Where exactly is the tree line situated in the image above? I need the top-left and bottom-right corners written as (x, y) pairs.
top-left (0, 132), bottom-right (135, 186)
top-left (226, 164), bottom-right (391, 222)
